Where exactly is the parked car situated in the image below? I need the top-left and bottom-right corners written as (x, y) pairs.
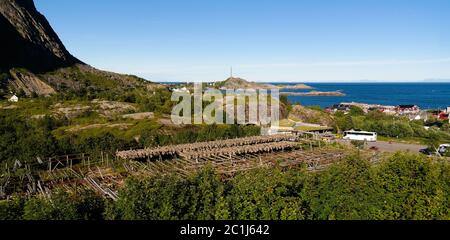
top-left (419, 148), bottom-right (434, 156)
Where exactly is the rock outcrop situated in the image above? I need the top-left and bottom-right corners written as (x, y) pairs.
top-left (8, 69), bottom-right (56, 95)
top-left (216, 77), bottom-right (312, 90)
top-left (0, 0), bottom-right (81, 73)
top-left (0, 0), bottom-right (162, 96)
top-left (217, 77), bottom-right (276, 90)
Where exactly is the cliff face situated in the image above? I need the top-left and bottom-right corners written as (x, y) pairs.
top-left (0, 0), bottom-right (81, 73)
top-left (0, 0), bottom-right (162, 97)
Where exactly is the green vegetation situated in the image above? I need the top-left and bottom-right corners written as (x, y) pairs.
top-left (0, 72), bottom-right (10, 97)
top-left (289, 105), bottom-right (334, 127)
top-left (2, 81), bottom-right (450, 221)
top-left (1, 153), bottom-right (449, 220)
top-left (22, 190), bottom-right (105, 220)
top-left (0, 106), bottom-right (260, 165)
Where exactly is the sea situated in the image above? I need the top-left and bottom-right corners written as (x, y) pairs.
top-left (162, 82), bottom-right (450, 110)
top-left (277, 83), bottom-right (450, 110)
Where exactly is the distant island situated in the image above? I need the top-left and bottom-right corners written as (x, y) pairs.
top-left (281, 90), bottom-right (346, 97)
top-left (276, 83), bottom-right (314, 90)
top-left (214, 77), bottom-right (313, 90)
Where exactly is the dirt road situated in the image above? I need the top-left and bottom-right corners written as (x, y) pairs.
top-left (337, 140), bottom-right (427, 153)
top-left (367, 141), bottom-right (427, 153)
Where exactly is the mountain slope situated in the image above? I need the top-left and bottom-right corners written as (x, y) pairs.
top-left (0, 0), bottom-right (161, 97)
top-left (0, 0), bottom-right (81, 73)
top-left (216, 77), bottom-right (277, 90)
top-left (215, 77), bottom-right (312, 90)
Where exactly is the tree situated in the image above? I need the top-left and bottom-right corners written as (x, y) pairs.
top-left (228, 167), bottom-right (307, 220)
top-left (107, 168), bottom-right (227, 220)
top-left (23, 193), bottom-right (79, 220)
top-left (0, 197), bottom-right (24, 220)
top-left (374, 153), bottom-right (449, 220)
top-left (349, 106), bottom-right (365, 116)
top-left (23, 191), bottom-right (105, 220)
top-left (306, 155), bottom-right (381, 220)
top-left (335, 115), bottom-right (354, 132)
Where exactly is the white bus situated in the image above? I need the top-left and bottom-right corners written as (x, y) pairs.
top-left (343, 130), bottom-right (377, 142)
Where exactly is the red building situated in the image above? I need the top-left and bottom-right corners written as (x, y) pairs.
top-left (439, 112), bottom-right (449, 120)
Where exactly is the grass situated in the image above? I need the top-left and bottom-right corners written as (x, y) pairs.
top-left (278, 119), bottom-right (296, 128)
top-left (295, 125), bottom-right (334, 132)
top-left (52, 118), bottom-right (163, 141)
top-left (1, 98), bottom-right (53, 117)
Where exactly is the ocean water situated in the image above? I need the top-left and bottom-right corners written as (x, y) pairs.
top-left (279, 83), bottom-right (450, 110)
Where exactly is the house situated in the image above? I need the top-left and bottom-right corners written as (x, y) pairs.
top-left (439, 112), bottom-right (449, 121)
top-left (407, 111), bottom-right (429, 121)
top-left (8, 94), bottom-right (19, 103)
top-left (327, 102), bottom-right (398, 115)
top-left (396, 105), bottom-right (420, 114)
top-left (172, 87), bottom-right (190, 94)
top-left (326, 104), bottom-right (351, 113)
top-left (430, 110), bottom-right (450, 120)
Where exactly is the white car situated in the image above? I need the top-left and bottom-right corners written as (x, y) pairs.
top-left (438, 144), bottom-right (450, 155)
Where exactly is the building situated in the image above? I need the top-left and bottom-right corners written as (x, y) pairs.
top-left (8, 94), bottom-right (19, 103)
top-left (439, 112), bottom-right (449, 121)
top-left (172, 87), bottom-right (190, 94)
top-left (396, 105), bottom-right (420, 115)
top-left (264, 126), bottom-right (295, 136)
top-left (430, 110), bottom-right (450, 121)
top-left (327, 102), bottom-right (397, 115)
top-left (411, 111), bottom-right (429, 121)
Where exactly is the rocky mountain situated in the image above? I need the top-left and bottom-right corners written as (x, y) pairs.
top-left (0, 0), bottom-right (80, 73)
top-left (215, 77), bottom-right (312, 90)
top-left (0, 0), bottom-right (161, 96)
top-left (216, 77), bottom-right (276, 90)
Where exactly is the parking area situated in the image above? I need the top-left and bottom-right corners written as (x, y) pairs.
top-left (367, 141), bottom-right (427, 153)
top-left (336, 139), bottom-right (427, 153)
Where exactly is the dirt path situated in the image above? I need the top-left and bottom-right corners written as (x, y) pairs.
top-left (337, 140), bottom-right (427, 153)
top-left (367, 141), bottom-right (426, 153)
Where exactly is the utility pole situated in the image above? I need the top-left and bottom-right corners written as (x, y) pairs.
top-left (230, 67), bottom-right (233, 78)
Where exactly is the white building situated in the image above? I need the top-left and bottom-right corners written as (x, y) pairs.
top-left (264, 126), bottom-right (294, 136)
top-left (8, 95), bottom-right (19, 103)
top-left (172, 87), bottom-right (190, 94)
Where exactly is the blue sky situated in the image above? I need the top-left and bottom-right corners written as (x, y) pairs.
top-left (35, 0), bottom-right (450, 82)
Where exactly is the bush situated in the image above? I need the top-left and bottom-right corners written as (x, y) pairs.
top-left (0, 197), bottom-right (25, 220)
top-left (374, 153), bottom-right (450, 220)
top-left (228, 167), bottom-right (307, 220)
top-left (306, 156), bottom-right (380, 220)
top-left (349, 106), bottom-right (365, 116)
top-left (107, 168), bottom-right (226, 220)
top-left (3, 152), bottom-right (450, 220)
top-left (23, 191), bottom-right (105, 220)
top-left (0, 113), bottom-right (60, 164)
